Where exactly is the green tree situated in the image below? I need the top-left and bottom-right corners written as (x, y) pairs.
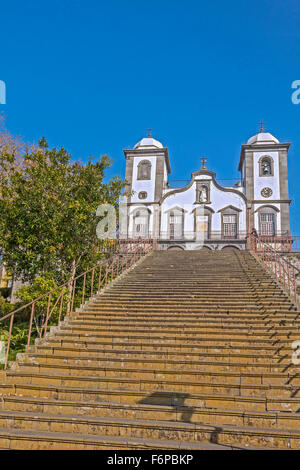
top-left (0, 137), bottom-right (125, 285)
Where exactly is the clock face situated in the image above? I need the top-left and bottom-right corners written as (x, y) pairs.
top-left (261, 187), bottom-right (273, 198)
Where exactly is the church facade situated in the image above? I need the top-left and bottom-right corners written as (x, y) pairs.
top-left (123, 129), bottom-right (291, 250)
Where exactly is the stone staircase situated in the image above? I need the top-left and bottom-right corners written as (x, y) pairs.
top-left (0, 249), bottom-right (300, 450)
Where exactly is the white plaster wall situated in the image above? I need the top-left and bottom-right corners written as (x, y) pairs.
top-left (160, 177), bottom-right (247, 234)
top-left (131, 156), bottom-right (157, 203)
top-left (253, 151), bottom-right (280, 200)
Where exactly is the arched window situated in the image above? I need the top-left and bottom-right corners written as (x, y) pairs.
top-left (137, 160), bottom-right (151, 180)
top-left (222, 214), bottom-right (237, 239)
top-left (256, 205), bottom-right (279, 236)
top-left (218, 205), bottom-right (242, 239)
top-left (259, 156), bottom-right (273, 177)
top-left (260, 213), bottom-right (275, 235)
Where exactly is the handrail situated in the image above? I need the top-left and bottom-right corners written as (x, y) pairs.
top-left (248, 235), bottom-right (298, 306)
top-left (0, 238), bottom-right (155, 369)
top-left (251, 237), bottom-right (300, 273)
top-left (257, 235), bottom-right (300, 253)
top-left (281, 256), bottom-right (300, 275)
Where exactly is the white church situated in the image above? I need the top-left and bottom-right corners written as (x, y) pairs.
top-left (122, 127), bottom-right (291, 250)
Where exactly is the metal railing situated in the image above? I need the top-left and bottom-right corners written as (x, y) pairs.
top-left (248, 235), bottom-right (299, 305)
top-left (127, 231), bottom-right (248, 241)
top-left (258, 235), bottom-right (300, 253)
top-left (126, 232), bottom-right (300, 247)
top-left (158, 231), bottom-right (248, 241)
top-left (0, 238), bottom-right (155, 370)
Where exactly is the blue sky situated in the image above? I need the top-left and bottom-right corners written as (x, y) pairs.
top-left (1, 0), bottom-right (300, 232)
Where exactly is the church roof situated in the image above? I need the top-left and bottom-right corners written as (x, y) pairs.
top-left (247, 132), bottom-right (279, 145)
top-left (134, 137), bottom-right (164, 149)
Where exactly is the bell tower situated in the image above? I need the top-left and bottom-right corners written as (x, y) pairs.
top-left (239, 125), bottom-right (291, 235)
top-left (123, 131), bottom-right (171, 239)
top-left (123, 131), bottom-right (171, 204)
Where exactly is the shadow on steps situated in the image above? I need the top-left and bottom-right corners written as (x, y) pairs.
top-left (138, 391), bottom-right (195, 422)
top-left (138, 392), bottom-right (225, 445)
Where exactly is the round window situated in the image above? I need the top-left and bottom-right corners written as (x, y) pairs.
top-left (138, 191), bottom-right (148, 199)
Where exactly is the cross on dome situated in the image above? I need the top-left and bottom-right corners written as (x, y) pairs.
top-left (247, 122), bottom-right (279, 145)
top-left (201, 157), bottom-right (207, 169)
top-left (259, 120), bottom-right (266, 133)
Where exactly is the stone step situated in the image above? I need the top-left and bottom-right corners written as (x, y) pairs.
top-left (118, 278), bottom-right (275, 281)
top-left (95, 291), bottom-right (287, 297)
top-left (27, 347), bottom-right (294, 366)
top-left (35, 341), bottom-right (295, 356)
top-left (68, 318), bottom-right (300, 328)
top-left (30, 349), bottom-right (296, 374)
top-left (5, 370), bottom-right (295, 398)
top-left (60, 318), bottom-right (300, 332)
top-left (35, 342), bottom-right (293, 356)
top-left (87, 301), bottom-right (291, 308)
top-left (0, 409), bottom-right (298, 449)
top-left (109, 284), bottom-right (281, 288)
top-left (84, 306), bottom-right (297, 313)
top-left (77, 312), bottom-right (300, 321)
top-left (114, 274), bottom-right (276, 278)
top-left (1, 382), bottom-right (299, 413)
top-left (0, 426), bottom-right (232, 450)
top-left (107, 287), bottom-right (280, 293)
top-left (97, 284), bottom-right (284, 290)
top-left (44, 334), bottom-right (297, 348)
top-left (2, 395), bottom-right (300, 431)
top-left (17, 359), bottom-right (300, 387)
top-left (53, 328), bottom-right (300, 341)
top-left (85, 303), bottom-right (293, 310)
